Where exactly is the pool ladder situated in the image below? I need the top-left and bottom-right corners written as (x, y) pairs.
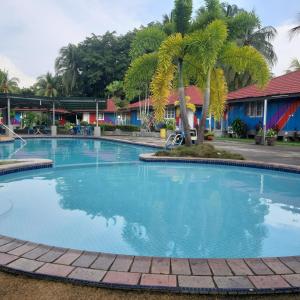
top-left (0, 123), bottom-right (26, 145)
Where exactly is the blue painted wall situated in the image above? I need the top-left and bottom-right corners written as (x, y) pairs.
top-left (130, 110), bottom-right (141, 126)
top-left (228, 98), bottom-right (300, 132)
top-left (104, 113), bottom-right (116, 124)
top-left (228, 102), bottom-right (263, 130)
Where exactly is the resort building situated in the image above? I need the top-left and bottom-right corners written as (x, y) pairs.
top-left (1, 70), bottom-right (299, 137)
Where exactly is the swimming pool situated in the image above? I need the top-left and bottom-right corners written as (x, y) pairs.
top-left (0, 138), bottom-right (300, 258)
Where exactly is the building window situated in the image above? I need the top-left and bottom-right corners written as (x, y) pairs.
top-left (164, 107), bottom-right (175, 119)
top-left (98, 113), bottom-right (104, 120)
top-left (137, 111), bottom-right (140, 120)
top-left (246, 101), bottom-right (263, 117)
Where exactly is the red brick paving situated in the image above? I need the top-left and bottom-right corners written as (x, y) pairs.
top-left (72, 251), bottom-right (98, 268)
top-left (178, 275), bottom-right (215, 288)
top-left (91, 253), bottom-right (116, 270)
top-left (37, 248), bottom-right (66, 263)
top-left (189, 259), bottom-right (212, 275)
top-left (8, 243), bottom-right (38, 257)
top-left (7, 258), bottom-right (44, 272)
top-left (171, 258), bottom-right (191, 275)
top-left (141, 274), bottom-right (177, 287)
top-left (151, 258), bottom-right (170, 274)
top-left (130, 256), bottom-right (152, 273)
top-left (249, 275), bottom-right (290, 289)
top-left (0, 253), bottom-right (18, 265)
top-left (282, 274), bottom-right (300, 287)
top-left (36, 263), bottom-right (74, 277)
top-left (102, 271), bottom-right (140, 285)
top-left (262, 258), bottom-right (293, 275)
top-left (22, 245), bottom-right (52, 260)
top-left (110, 255), bottom-right (133, 272)
top-left (54, 250), bottom-right (82, 265)
top-left (227, 259), bottom-right (254, 276)
top-left (208, 259), bottom-right (233, 276)
top-left (245, 259), bottom-right (274, 275)
top-left (68, 267), bottom-right (106, 282)
top-left (214, 276), bottom-right (254, 289)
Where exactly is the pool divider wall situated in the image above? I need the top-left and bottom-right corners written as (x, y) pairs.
top-left (139, 153), bottom-right (300, 174)
top-left (0, 159), bottom-right (53, 176)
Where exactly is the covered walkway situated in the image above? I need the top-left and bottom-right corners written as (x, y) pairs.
top-left (0, 93), bottom-right (106, 137)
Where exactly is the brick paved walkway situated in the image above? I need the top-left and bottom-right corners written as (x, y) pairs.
top-left (1, 235), bottom-right (300, 294)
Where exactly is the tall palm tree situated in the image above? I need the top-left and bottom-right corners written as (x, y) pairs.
top-left (289, 13), bottom-right (300, 39)
top-left (35, 72), bottom-right (58, 97)
top-left (193, 1), bottom-right (276, 91)
top-left (286, 58), bottom-right (300, 73)
top-left (0, 70), bottom-right (19, 93)
top-left (55, 44), bottom-right (80, 95)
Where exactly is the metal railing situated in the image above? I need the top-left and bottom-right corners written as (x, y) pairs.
top-left (0, 123), bottom-right (26, 144)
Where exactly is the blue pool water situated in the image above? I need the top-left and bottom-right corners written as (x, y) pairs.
top-left (0, 139), bottom-right (300, 258)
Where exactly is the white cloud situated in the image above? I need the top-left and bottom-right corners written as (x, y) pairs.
top-left (0, 54), bottom-right (35, 88)
top-left (0, 0), bottom-right (156, 87)
top-left (272, 22), bottom-right (300, 76)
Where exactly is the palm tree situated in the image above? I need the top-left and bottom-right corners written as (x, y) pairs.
top-left (0, 70), bottom-right (19, 93)
top-left (35, 72), bottom-right (58, 97)
top-left (289, 13), bottom-right (300, 39)
top-left (55, 44), bottom-right (80, 95)
top-left (193, 1), bottom-right (276, 91)
top-left (151, 19), bottom-right (269, 144)
top-left (286, 58), bottom-right (300, 73)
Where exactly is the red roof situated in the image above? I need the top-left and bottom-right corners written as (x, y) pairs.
top-left (228, 70), bottom-right (300, 101)
top-left (129, 86), bottom-right (204, 109)
top-left (103, 99), bottom-right (117, 112)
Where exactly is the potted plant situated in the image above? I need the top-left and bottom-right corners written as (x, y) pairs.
top-left (266, 129), bottom-right (277, 146)
top-left (255, 128), bottom-right (264, 145)
top-left (205, 131), bottom-right (215, 141)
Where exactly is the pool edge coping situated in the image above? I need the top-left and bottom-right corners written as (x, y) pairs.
top-left (0, 139), bottom-right (300, 294)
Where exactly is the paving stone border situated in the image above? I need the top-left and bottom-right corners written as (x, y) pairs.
top-left (0, 159), bottom-right (53, 175)
top-left (139, 153), bottom-right (300, 174)
top-left (0, 138), bottom-right (300, 295)
top-left (0, 136), bottom-right (14, 143)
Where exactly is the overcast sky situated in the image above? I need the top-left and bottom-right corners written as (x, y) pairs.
top-left (0, 0), bottom-right (299, 87)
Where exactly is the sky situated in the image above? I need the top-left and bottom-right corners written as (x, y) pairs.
top-left (0, 0), bottom-right (299, 87)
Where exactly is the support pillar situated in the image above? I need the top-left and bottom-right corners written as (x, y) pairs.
top-left (263, 99), bottom-right (268, 145)
top-left (6, 97), bottom-right (14, 136)
top-left (51, 101), bottom-right (57, 136)
top-left (94, 101), bottom-right (101, 137)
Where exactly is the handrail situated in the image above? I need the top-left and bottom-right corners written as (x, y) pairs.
top-left (165, 133), bottom-right (184, 149)
top-left (0, 123), bottom-right (26, 144)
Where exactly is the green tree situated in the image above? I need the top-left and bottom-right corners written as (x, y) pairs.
top-left (35, 72), bottom-right (59, 97)
top-left (55, 43), bottom-right (81, 95)
top-left (193, 0), bottom-right (276, 91)
top-left (0, 70), bottom-right (19, 93)
top-left (286, 58), bottom-right (300, 73)
top-left (77, 31), bottom-right (134, 97)
top-left (106, 80), bottom-right (128, 109)
top-left (130, 26), bottom-right (167, 60)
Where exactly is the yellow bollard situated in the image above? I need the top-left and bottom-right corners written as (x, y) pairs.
top-left (160, 128), bottom-right (167, 139)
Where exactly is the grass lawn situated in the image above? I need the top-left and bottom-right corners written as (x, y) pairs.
top-left (156, 144), bottom-right (244, 160)
top-left (0, 271), bottom-right (298, 300)
top-left (216, 137), bottom-right (300, 147)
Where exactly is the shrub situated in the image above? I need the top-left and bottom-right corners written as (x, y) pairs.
top-left (116, 125), bottom-right (140, 132)
top-left (80, 121), bottom-right (89, 126)
top-left (266, 128), bottom-right (277, 138)
top-left (100, 123), bottom-right (116, 131)
top-left (165, 119), bottom-right (176, 131)
top-left (155, 144), bottom-right (244, 160)
top-left (231, 118), bottom-right (247, 138)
